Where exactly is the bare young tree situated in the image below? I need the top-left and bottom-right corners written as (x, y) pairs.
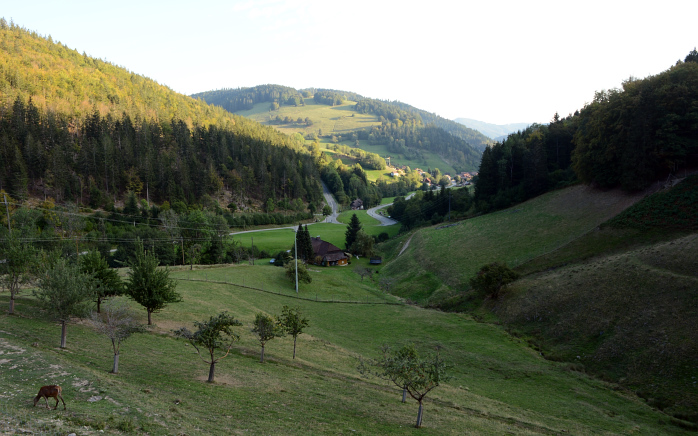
top-left (90, 298), bottom-right (145, 373)
top-left (252, 312), bottom-right (284, 363)
top-left (277, 306), bottom-right (310, 359)
top-left (354, 266), bottom-right (373, 282)
top-left (359, 344), bottom-right (450, 428)
top-left (379, 278), bottom-right (395, 294)
top-left (175, 312), bottom-right (243, 382)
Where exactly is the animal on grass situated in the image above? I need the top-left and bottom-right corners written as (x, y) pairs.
top-left (33, 385), bottom-right (66, 410)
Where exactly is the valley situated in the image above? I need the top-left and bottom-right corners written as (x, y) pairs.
top-left (1, 18), bottom-right (697, 435)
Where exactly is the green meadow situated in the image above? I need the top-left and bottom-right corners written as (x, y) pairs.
top-left (381, 184), bottom-right (647, 305)
top-left (236, 99), bottom-right (459, 177)
top-left (0, 262), bottom-right (685, 435)
top-left (231, 216), bottom-right (399, 257)
top-left (236, 99), bottom-right (380, 138)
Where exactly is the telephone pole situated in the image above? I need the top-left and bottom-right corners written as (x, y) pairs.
top-left (3, 193), bottom-right (10, 234)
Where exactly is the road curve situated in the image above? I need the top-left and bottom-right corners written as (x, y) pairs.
top-left (366, 203), bottom-right (398, 226)
top-left (321, 181), bottom-right (342, 224)
top-left (366, 192), bottom-right (414, 226)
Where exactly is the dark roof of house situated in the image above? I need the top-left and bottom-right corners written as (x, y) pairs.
top-left (311, 237), bottom-right (345, 257)
top-left (310, 236), bottom-right (344, 256)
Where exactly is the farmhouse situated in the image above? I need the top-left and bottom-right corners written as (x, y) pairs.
top-left (351, 198), bottom-right (364, 210)
top-left (310, 237), bottom-right (349, 266)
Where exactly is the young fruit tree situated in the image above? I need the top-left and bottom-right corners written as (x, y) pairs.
top-left (33, 259), bottom-right (96, 348)
top-left (0, 234), bottom-right (38, 315)
top-left (359, 344), bottom-right (450, 428)
top-left (174, 311), bottom-right (243, 382)
top-left (126, 240), bottom-right (181, 325)
top-left (252, 312), bottom-right (284, 363)
top-left (277, 305), bottom-right (309, 359)
top-left (80, 251), bottom-right (124, 313)
top-left (90, 298), bottom-right (145, 373)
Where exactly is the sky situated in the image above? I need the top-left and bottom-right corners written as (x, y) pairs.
top-left (3, 0), bottom-right (696, 125)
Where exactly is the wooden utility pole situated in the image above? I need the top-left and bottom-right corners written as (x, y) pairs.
top-left (3, 193), bottom-right (10, 234)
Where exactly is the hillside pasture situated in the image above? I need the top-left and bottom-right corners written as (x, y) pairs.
top-left (0, 263), bottom-right (686, 435)
top-left (236, 99), bottom-right (461, 177)
top-left (230, 220), bottom-right (400, 257)
top-left (236, 99), bottom-right (380, 137)
top-left (497, 232), bottom-right (698, 422)
top-left (381, 184), bottom-right (646, 305)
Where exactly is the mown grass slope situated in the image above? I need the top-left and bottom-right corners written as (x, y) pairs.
top-left (379, 176), bottom-right (698, 424)
top-left (381, 184), bottom-right (645, 306)
top-left (497, 233), bottom-right (698, 422)
top-left (0, 263), bottom-right (687, 435)
top-left (236, 99), bottom-right (380, 137)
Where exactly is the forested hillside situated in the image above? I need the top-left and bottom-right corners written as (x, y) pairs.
top-left (194, 86), bottom-right (486, 173)
top-left (0, 20), bottom-right (322, 208)
top-left (192, 84), bottom-right (305, 112)
top-left (474, 51), bottom-right (698, 212)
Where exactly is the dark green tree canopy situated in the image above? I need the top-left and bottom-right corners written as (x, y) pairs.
top-left (345, 213), bottom-right (362, 251)
top-left (469, 262), bottom-right (519, 300)
top-left (80, 250), bottom-right (123, 313)
top-left (33, 259), bottom-right (96, 348)
top-left (1, 233), bottom-right (38, 314)
top-left (126, 240), bottom-right (181, 325)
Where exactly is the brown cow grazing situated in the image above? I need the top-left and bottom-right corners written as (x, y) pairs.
top-left (33, 385), bottom-right (66, 410)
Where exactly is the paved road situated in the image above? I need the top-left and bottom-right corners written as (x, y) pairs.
top-left (321, 181), bottom-right (342, 224)
top-left (366, 203), bottom-right (398, 226)
top-left (366, 192), bottom-right (414, 226)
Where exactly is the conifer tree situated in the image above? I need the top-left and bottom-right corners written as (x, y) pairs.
top-left (345, 213), bottom-right (362, 252)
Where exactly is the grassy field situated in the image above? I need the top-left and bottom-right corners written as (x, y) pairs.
top-left (323, 140), bottom-right (458, 179)
top-left (230, 218), bottom-right (400, 258)
top-left (381, 184), bottom-right (647, 305)
top-left (496, 232), bottom-right (698, 422)
top-left (235, 99), bottom-right (460, 177)
top-left (0, 262), bottom-right (687, 435)
top-left (236, 99), bottom-right (380, 138)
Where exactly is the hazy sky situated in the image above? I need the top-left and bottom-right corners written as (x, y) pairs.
top-left (4, 1), bottom-right (696, 125)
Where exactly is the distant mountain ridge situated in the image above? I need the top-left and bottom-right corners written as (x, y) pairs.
top-left (194, 85), bottom-right (488, 173)
top-left (454, 118), bottom-right (532, 141)
top-left (195, 86), bottom-right (491, 150)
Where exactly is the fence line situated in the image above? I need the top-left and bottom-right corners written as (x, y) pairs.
top-left (174, 277), bottom-right (403, 306)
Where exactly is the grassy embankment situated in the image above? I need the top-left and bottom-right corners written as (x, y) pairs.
top-left (379, 176), bottom-right (698, 425)
top-left (380, 184), bottom-right (646, 306)
top-left (1, 262), bottom-right (687, 435)
top-left (495, 175), bottom-right (698, 422)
